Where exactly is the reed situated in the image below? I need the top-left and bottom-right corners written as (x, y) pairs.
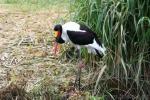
top-left (72, 0), bottom-right (150, 99)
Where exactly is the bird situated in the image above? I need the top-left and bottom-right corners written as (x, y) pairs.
top-left (53, 22), bottom-right (106, 90)
top-left (53, 21), bottom-right (106, 59)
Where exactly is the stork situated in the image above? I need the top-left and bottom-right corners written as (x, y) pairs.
top-left (52, 21), bottom-right (106, 90)
top-left (53, 22), bottom-right (106, 58)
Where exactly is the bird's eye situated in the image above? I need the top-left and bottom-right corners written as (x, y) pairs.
top-left (54, 31), bottom-right (58, 37)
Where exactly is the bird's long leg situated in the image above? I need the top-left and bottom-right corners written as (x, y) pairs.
top-left (74, 64), bottom-right (81, 90)
top-left (75, 46), bottom-right (81, 63)
top-left (74, 47), bottom-right (82, 90)
top-left (76, 48), bottom-right (81, 60)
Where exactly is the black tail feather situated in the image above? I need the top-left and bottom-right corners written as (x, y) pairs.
top-left (95, 49), bottom-right (103, 58)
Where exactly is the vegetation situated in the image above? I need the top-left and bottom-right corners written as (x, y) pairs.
top-left (72, 0), bottom-right (150, 99)
top-left (0, 0), bottom-right (69, 11)
top-left (0, 0), bottom-right (149, 99)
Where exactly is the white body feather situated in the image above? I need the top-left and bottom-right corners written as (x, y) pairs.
top-left (61, 22), bottom-right (106, 55)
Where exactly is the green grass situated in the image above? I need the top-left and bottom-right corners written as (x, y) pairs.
top-left (71, 0), bottom-right (150, 99)
top-left (0, 0), bottom-right (69, 11)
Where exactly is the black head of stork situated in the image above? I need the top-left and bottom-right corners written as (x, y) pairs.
top-left (53, 22), bottom-right (106, 58)
top-left (54, 24), bottom-right (65, 43)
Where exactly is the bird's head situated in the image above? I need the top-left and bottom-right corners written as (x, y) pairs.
top-left (53, 24), bottom-right (64, 55)
top-left (54, 24), bottom-right (62, 39)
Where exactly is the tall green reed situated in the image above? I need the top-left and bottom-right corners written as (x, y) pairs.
top-left (71, 0), bottom-right (150, 98)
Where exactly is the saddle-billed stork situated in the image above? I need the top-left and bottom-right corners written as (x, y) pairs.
top-left (53, 21), bottom-right (106, 59)
top-left (52, 22), bottom-right (106, 90)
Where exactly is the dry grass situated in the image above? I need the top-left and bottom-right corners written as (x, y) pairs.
top-left (0, 2), bottom-right (100, 99)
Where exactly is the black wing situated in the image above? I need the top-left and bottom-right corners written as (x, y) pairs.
top-left (67, 30), bottom-right (94, 45)
top-left (79, 24), bottom-right (102, 46)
